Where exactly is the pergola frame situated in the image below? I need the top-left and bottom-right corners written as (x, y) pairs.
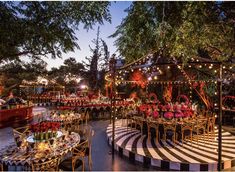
top-left (107, 52), bottom-right (234, 170)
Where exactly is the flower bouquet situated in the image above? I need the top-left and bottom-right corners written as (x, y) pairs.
top-left (30, 122), bottom-right (60, 141)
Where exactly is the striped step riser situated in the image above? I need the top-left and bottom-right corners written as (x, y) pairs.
top-left (106, 120), bottom-right (235, 171)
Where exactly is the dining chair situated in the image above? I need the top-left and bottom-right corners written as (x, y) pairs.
top-left (31, 156), bottom-right (60, 171)
top-left (181, 122), bottom-right (193, 146)
top-left (13, 125), bottom-right (30, 137)
top-left (193, 119), bottom-right (207, 145)
top-left (70, 125), bottom-right (94, 170)
top-left (59, 141), bottom-right (87, 172)
top-left (147, 120), bottom-right (159, 144)
top-left (207, 114), bottom-right (216, 138)
top-left (163, 121), bottom-right (177, 145)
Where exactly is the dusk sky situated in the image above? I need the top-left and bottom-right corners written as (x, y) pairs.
top-left (44, 1), bottom-right (132, 69)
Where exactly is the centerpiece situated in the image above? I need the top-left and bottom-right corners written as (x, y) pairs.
top-left (29, 121), bottom-right (60, 141)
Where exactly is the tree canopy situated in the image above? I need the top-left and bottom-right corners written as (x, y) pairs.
top-left (111, 1), bottom-right (234, 63)
top-left (0, 1), bottom-right (111, 62)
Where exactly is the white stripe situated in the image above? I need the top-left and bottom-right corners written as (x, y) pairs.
top-left (196, 137), bottom-right (235, 148)
top-left (190, 140), bottom-right (235, 159)
top-left (107, 128), bottom-right (135, 137)
top-left (146, 139), bottom-right (162, 160)
top-left (116, 131), bottom-right (139, 147)
top-left (136, 136), bottom-right (146, 156)
top-left (125, 133), bottom-right (141, 151)
top-left (156, 143), bottom-right (181, 162)
top-left (161, 140), bottom-right (200, 163)
top-left (183, 140), bottom-right (230, 161)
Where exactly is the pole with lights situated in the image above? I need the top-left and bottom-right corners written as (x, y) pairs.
top-left (109, 55), bottom-right (116, 155)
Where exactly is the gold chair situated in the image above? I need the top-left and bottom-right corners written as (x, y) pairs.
top-left (163, 121), bottom-right (177, 145)
top-left (193, 119), bottom-right (207, 145)
top-left (59, 141), bottom-right (87, 171)
top-left (207, 114), bottom-right (216, 138)
top-left (181, 122), bottom-right (193, 146)
top-left (32, 156), bottom-right (60, 171)
top-left (13, 125), bottom-right (30, 137)
top-left (72, 125), bottom-right (93, 170)
top-left (147, 120), bottom-right (159, 144)
top-left (132, 116), bottom-right (143, 134)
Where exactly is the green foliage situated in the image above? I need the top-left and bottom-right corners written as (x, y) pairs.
top-left (83, 27), bottom-right (110, 92)
top-left (47, 57), bottom-right (85, 87)
top-left (0, 59), bottom-right (47, 95)
top-left (0, 1), bottom-right (111, 62)
top-left (111, 1), bottom-right (234, 62)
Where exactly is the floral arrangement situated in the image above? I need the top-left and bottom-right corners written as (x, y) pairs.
top-left (30, 122), bottom-right (60, 141)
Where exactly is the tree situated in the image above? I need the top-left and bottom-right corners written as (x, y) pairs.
top-left (84, 27), bottom-right (110, 92)
top-left (0, 59), bottom-right (47, 96)
top-left (0, 1), bottom-right (111, 62)
top-left (48, 57), bottom-right (85, 87)
top-left (111, 2), bottom-right (234, 62)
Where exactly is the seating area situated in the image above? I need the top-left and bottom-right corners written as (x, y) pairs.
top-left (106, 120), bottom-right (235, 171)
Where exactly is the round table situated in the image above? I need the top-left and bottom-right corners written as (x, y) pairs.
top-left (0, 131), bottom-right (80, 168)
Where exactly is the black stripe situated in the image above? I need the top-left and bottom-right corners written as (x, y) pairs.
top-left (129, 151), bottom-right (135, 162)
top-left (114, 130), bottom-right (138, 143)
top-left (143, 156), bottom-right (151, 168)
top-left (195, 139), bottom-right (235, 155)
top-left (182, 141), bottom-right (221, 161)
top-left (166, 140), bottom-right (208, 163)
top-left (118, 147), bottom-right (123, 157)
top-left (107, 128), bottom-right (130, 135)
top-left (180, 163), bottom-right (189, 171)
top-left (159, 140), bottom-right (190, 163)
top-left (142, 136), bottom-right (153, 158)
top-left (151, 138), bottom-right (169, 160)
top-left (161, 160), bottom-right (170, 170)
top-left (120, 132), bottom-right (139, 148)
top-left (198, 138), bottom-right (235, 149)
top-left (190, 140), bottom-right (235, 159)
top-left (132, 135), bottom-right (142, 153)
top-left (200, 163), bottom-right (208, 171)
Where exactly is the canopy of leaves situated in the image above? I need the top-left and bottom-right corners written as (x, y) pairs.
top-left (111, 1), bottom-right (234, 63)
top-left (47, 57), bottom-right (85, 86)
top-left (0, 1), bottom-right (111, 62)
top-left (0, 59), bottom-right (47, 95)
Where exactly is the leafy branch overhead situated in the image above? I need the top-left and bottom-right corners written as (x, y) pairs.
top-left (111, 1), bottom-right (234, 62)
top-left (0, 1), bottom-right (111, 62)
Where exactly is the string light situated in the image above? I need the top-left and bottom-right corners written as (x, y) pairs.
top-left (223, 66), bottom-right (226, 69)
top-left (229, 66), bottom-right (232, 69)
top-left (199, 65), bottom-right (202, 68)
top-left (154, 76), bottom-right (158, 80)
top-left (167, 66), bottom-right (170, 69)
top-left (148, 77), bottom-right (152, 81)
top-left (215, 92), bottom-right (217, 95)
top-left (189, 65), bottom-right (191, 68)
top-left (214, 70), bottom-right (217, 73)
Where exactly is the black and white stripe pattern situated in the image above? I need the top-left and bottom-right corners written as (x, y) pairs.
top-left (106, 120), bottom-right (235, 171)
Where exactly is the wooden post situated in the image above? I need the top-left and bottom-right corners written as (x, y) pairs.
top-left (218, 63), bottom-right (222, 171)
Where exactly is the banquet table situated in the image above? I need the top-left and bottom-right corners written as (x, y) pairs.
top-left (0, 130), bottom-right (80, 170)
top-left (47, 113), bottom-right (81, 122)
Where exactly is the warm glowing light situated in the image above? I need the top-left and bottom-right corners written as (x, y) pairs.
top-left (80, 85), bottom-right (87, 89)
top-left (214, 70), bottom-right (217, 73)
top-left (214, 92), bottom-right (217, 95)
top-left (148, 77), bottom-right (152, 81)
top-left (167, 66), bottom-right (170, 69)
top-left (154, 76), bottom-right (158, 80)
